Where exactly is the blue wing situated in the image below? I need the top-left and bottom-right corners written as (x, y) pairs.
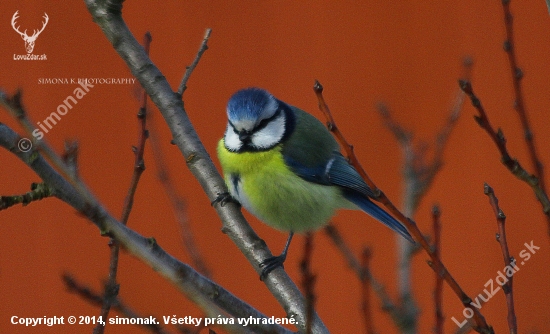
top-left (284, 153), bottom-right (414, 243)
top-left (342, 190), bottom-right (414, 243)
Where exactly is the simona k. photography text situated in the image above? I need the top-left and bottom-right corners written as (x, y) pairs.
top-left (16, 78), bottom-right (136, 153)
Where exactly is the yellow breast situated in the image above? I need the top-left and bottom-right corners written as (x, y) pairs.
top-left (217, 139), bottom-right (343, 232)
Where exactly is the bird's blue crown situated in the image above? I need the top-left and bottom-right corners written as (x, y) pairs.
top-left (226, 88), bottom-right (277, 122)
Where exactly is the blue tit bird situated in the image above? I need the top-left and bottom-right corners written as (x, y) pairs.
top-left (217, 87), bottom-right (414, 279)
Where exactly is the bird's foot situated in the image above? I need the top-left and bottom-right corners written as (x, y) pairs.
top-left (211, 192), bottom-right (240, 207)
top-left (259, 253), bottom-right (287, 281)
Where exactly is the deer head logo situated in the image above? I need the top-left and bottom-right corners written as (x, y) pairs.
top-left (11, 11), bottom-right (49, 54)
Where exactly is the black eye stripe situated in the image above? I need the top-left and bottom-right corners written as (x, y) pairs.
top-left (228, 108), bottom-right (282, 136)
top-left (228, 120), bottom-right (239, 135)
top-left (255, 108), bottom-right (282, 132)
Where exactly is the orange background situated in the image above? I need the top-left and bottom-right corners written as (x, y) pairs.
top-left (1, 1), bottom-right (549, 333)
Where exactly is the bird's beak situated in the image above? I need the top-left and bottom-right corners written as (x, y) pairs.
top-left (238, 130), bottom-right (252, 142)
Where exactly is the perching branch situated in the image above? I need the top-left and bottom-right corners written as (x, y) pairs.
top-left (22, 1), bottom-right (326, 332)
top-left (0, 96), bottom-right (290, 334)
top-left (483, 184), bottom-right (517, 334)
top-left (459, 80), bottom-right (550, 230)
top-left (314, 81), bottom-right (494, 334)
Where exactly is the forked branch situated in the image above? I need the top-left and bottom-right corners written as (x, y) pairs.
top-left (484, 184), bottom-right (517, 334)
top-left (314, 81), bottom-right (493, 334)
top-left (459, 80), bottom-right (550, 231)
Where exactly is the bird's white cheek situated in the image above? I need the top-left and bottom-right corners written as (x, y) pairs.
top-left (251, 114), bottom-right (285, 149)
top-left (224, 125), bottom-right (242, 151)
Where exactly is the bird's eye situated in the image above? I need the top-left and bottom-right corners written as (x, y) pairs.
top-left (257, 117), bottom-right (270, 129)
top-left (256, 108), bottom-right (281, 131)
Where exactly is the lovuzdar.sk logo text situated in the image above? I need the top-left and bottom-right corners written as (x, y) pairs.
top-left (12, 10), bottom-right (48, 60)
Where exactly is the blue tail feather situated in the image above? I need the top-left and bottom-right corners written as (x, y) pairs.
top-left (344, 192), bottom-right (414, 243)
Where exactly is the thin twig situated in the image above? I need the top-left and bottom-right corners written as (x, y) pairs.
top-left (323, 225), bottom-right (403, 323)
top-left (376, 104), bottom-right (414, 332)
top-left (1, 90), bottom-right (97, 207)
top-left (177, 28), bottom-right (212, 97)
top-left (151, 26), bottom-right (212, 278)
top-left (500, 0), bottom-right (549, 237)
top-left (484, 184), bottom-right (517, 334)
top-left (94, 32), bottom-right (152, 334)
top-left (378, 57), bottom-right (471, 211)
top-left (74, 3), bottom-right (328, 330)
top-left (300, 233), bottom-right (316, 334)
top-left (377, 81), bottom-right (467, 331)
top-left (459, 80), bottom-right (550, 229)
top-left (1, 25), bottom-right (288, 331)
top-left (149, 113), bottom-right (212, 278)
top-left (314, 82), bottom-right (494, 334)
top-left (0, 119), bottom-right (291, 334)
top-left (501, 0), bottom-right (546, 194)
top-left (432, 205), bottom-right (444, 334)
top-left (359, 58), bottom-right (469, 332)
top-left (0, 182), bottom-right (54, 211)
top-left (361, 247), bottom-right (377, 334)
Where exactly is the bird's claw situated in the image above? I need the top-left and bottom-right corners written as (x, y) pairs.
top-left (211, 192), bottom-right (240, 207)
top-left (259, 254), bottom-right (286, 281)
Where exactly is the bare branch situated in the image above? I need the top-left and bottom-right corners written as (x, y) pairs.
top-left (63, 274), bottom-right (176, 334)
top-left (459, 80), bottom-right (550, 233)
top-left (0, 116), bottom-right (290, 334)
top-left (178, 28), bottom-right (212, 97)
top-left (499, 0), bottom-right (550, 237)
top-left (300, 233), bottom-right (316, 334)
top-left (0, 182), bottom-right (54, 211)
top-left (94, 31), bottom-right (152, 334)
top-left (376, 66), bottom-right (470, 330)
top-left (500, 0), bottom-right (546, 194)
top-left (432, 205), bottom-right (444, 334)
top-left (323, 225), bottom-right (403, 324)
top-left (314, 82), bottom-right (494, 334)
top-left (361, 247), bottom-right (377, 334)
top-left (483, 184), bottom-right (517, 334)
top-left (149, 113), bottom-right (212, 278)
top-left (82, 2), bottom-right (327, 331)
